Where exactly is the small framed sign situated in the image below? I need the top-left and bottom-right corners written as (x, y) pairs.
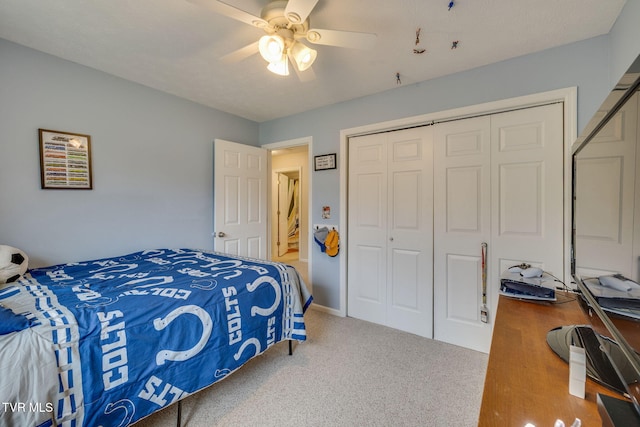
top-left (314, 153), bottom-right (336, 171)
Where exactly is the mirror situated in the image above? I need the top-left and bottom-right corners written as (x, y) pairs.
top-left (573, 56), bottom-right (640, 281)
top-left (571, 55), bottom-right (640, 422)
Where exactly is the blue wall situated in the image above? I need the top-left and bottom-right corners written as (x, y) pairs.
top-left (259, 0), bottom-right (640, 310)
top-left (609, 0), bottom-right (640, 88)
top-left (0, 38), bottom-right (259, 267)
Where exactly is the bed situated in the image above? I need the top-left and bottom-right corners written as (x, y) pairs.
top-left (0, 248), bottom-right (312, 427)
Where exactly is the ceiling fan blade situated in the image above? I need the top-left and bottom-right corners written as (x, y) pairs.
top-left (305, 28), bottom-right (377, 50)
top-left (284, 0), bottom-right (319, 24)
top-left (187, 0), bottom-right (267, 28)
top-left (220, 41), bottom-right (259, 63)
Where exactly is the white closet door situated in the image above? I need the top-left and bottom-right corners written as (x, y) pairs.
top-left (434, 103), bottom-right (564, 353)
top-left (490, 104), bottom-right (565, 315)
top-left (433, 116), bottom-right (492, 352)
top-left (386, 127), bottom-right (433, 337)
top-left (348, 133), bottom-right (389, 325)
top-left (348, 127), bottom-right (434, 337)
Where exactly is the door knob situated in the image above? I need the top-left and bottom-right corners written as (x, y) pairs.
top-left (216, 231), bottom-right (226, 238)
top-left (389, 237), bottom-right (394, 242)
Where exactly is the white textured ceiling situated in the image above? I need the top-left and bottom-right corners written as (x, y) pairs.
top-left (0, 0), bottom-right (627, 122)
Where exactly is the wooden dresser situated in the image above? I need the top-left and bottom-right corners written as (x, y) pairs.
top-left (478, 293), bottom-right (623, 426)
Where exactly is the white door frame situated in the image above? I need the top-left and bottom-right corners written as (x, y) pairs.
top-left (262, 136), bottom-right (313, 271)
top-left (339, 87), bottom-right (577, 317)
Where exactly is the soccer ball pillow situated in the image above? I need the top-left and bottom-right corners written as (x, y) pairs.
top-left (0, 245), bottom-right (28, 284)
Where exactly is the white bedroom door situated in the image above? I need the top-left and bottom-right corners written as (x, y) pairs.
top-left (433, 103), bottom-right (564, 353)
top-left (214, 139), bottom-right (268, 259)
top-left (347, 126), bottom-right (434, 338)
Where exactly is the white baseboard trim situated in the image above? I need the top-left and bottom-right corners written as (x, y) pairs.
top-left (309, 303), bottom-right (343, 317)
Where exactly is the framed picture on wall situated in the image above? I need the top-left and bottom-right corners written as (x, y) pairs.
top-left (314, 153), bottom-right (336, 171)
top-left (39, 129), bottom-right (93, 189)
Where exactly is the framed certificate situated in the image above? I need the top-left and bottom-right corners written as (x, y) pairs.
top-left (314, 153), bottom-right (336, 171)
top-left (39, 129), bottom-right (93, 189)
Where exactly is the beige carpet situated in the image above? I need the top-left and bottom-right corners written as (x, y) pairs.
top-left (134, 309), bottom-right (488, 427)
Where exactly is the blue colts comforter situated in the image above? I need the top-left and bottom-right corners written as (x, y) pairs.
top-left (0, 249), bottom-right (312, 427)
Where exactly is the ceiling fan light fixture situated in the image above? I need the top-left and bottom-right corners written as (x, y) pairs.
top-left (290, 42), bottom-right (316, 71)
top-left (267, 57), bottom-right (289, 76)
top-left (258, 34), bottom-right (285, 63)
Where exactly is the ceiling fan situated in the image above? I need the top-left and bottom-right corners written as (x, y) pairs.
top-left (189, 0), bottom-right (377, 78)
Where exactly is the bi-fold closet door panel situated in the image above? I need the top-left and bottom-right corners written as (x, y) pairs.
top-left (433, 103), bottom-right (565, 353)
top-left (433, 116), bottom-right (492, 353)
top-left (347, 127), bottom-right (434, 338)
top-left (347, 133), bottom-right (388, 326)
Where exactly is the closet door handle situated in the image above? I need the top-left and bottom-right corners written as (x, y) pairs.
top-left (389, 237), bottom-right (394, 242)
top-left (480, 242), bottom-right (488, 323)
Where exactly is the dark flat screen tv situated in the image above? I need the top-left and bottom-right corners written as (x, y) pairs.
top-left (572, 55), bottom-right (640, 425)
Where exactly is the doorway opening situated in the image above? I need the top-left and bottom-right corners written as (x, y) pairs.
top-left (269, 143), bottom-right (310, 288)
top-left (274, 169), bottom-right (301, 259)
